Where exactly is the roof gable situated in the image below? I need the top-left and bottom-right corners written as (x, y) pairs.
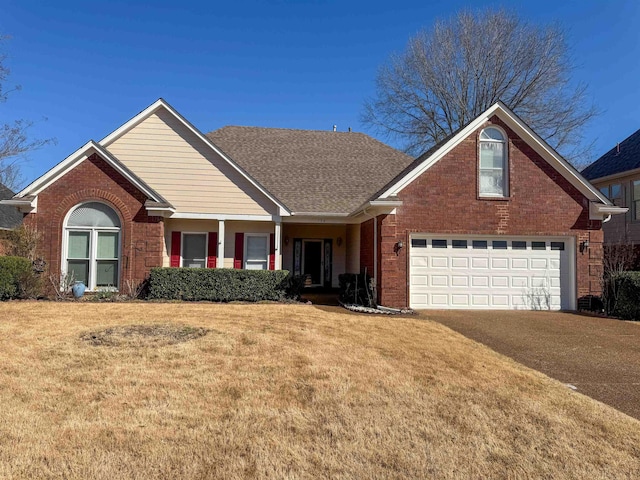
top-left (100, 99), bottom-right (289, 216)
top-left (15, 141), bottom-right (168, 204)
top-left (582, 128), bottom-right (640, 181)
top-left (376, 101), bottom-right (611, 206)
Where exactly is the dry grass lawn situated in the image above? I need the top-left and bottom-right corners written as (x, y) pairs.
top-left (0, 302), bottom-right (638, 479)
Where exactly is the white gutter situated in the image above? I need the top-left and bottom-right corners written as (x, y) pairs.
top-left (0, 196), bottom-right (37, 213)
top-left (589, 202), bottom-right (628, 220)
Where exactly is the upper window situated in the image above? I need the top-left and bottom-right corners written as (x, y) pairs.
top-left (479, 127), bottom-right (508, 197)
top-left (245, 234), bottom-right (269, 270)
top-left (64, 202), bottom-right (121, 290)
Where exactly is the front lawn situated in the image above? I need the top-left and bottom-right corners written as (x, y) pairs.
top-left (0, 303), bottom-right (638, 479)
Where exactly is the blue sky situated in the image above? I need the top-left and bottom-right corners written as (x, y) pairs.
top-left (1, 0), bottom-right (639, 187)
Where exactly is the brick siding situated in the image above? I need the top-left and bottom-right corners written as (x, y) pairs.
top-left (377, 116), bottom-right (603, 308)
top-left (24, 153), bottom-right (164, 292)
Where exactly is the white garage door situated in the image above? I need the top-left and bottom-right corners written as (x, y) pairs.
top-left (409, 236), bottom-right (575, 310)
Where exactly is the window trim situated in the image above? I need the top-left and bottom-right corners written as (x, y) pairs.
top-left (633, 180), bottom-right (640, 221)
top-left (61, 201), bottom-right (122, 292)
top-left (180, 232), bottom-right (209, 268)
top-left (478, 126), bottom-right (509, 198)
top-left (243, 233), bottom-right (270, 270)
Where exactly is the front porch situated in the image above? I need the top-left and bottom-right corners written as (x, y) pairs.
top-left (163, 219), bottom-right (362, 289)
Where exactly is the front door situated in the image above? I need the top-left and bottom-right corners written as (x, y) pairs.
top-left (303, 240), bottom-right (323, 286)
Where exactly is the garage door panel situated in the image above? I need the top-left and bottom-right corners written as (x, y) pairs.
top-left (472, 294), bottom-right (489, 306)
top-left (431, 294), bottom-right (448, 306)
top-left (451, 276), bottom-right (469, 287)
top-left (431, 257), bottom-right (448, 268)
top-left (492, 276), bottom-right (509, 287)
top-left (511, 276), bottom-right (528, 287)
top-left (472, 276), bottom-right (489, 287)
top-left (409, 236), bottom-right (573, 310)
top-left (491, 258), bottom-right (509, 269)
top-left (530, 258), bottom-right (548, 269)
top-left (451, 257), bottom-right (468, 268)
top-left (451, 294), bottom-right (469, 306)
top-left (511, 258), bottom-right (528, 269)
top-left (411, 256), bottom-right (429, 267)
top-left (471, 257), bottom-right (489, 268)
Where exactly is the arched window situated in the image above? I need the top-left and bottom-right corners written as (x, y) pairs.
top-left (63, 202), bottom-right (121, 290)
top-left (479, 127), bottom-right (508, 197)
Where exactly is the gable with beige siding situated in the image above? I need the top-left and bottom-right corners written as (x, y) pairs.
top-left (106, 108), bottom-right (278, 215)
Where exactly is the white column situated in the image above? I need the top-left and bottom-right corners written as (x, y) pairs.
top-left (275, 222), bottom-right (282, 270)
top-left (218, 219), bottom-right (225, 268)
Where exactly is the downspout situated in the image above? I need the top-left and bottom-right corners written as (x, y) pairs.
top-left (362, 207), bottom-right (377, 296)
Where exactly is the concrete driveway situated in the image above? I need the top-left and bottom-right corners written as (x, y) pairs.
top-left (422, 310), bottom-right (640, 420)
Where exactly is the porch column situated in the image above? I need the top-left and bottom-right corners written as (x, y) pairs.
top-left (218, 219), bottom-right (225, 268)
top-left (275, 221), bottom-right (282, 270)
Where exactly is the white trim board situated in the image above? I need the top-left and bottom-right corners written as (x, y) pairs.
top-left (378, 101), bottom-right (612, 207)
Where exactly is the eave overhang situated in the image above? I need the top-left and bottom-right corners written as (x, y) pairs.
top-left (589, 202), bottom-right (628, 220)
top-left (0, 195), bottom-right (37, 213)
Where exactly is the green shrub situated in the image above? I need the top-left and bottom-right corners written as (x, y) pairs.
top-left (148, 268), bottom-right (290, 302)
top-left (0, 256), bottom-right (34, 300)
top-left (283, 274), bottom-right (306, 301)
top-left (605, 271), bottom-right (640, 320)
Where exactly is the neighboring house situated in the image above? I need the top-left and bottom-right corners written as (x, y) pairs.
top-left (582, 129), bottom-right (640, 244)
top-left (0, 184), bottom-right (23, 255)
top-left (0, 184), bottom-right (23, 231)
top-left (0, 99), bottom-right (624, 309)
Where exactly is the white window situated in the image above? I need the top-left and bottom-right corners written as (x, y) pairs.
top-left (479, 127), bottom-right (508, 197)
top-left (63, 202), bottom-right (121, 290)
top-left (245, 234), bottom-right (269, 270)
top-left (182, 233), bottom-right (207, 268)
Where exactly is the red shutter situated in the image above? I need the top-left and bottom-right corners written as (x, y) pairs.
top-left (234, 232), bottom-right (244, 269)
top-left (170, 231), bottom-right (181, 267)
top-left (269, 233), bottom-right (275, 270)
top-left (207, 232), bottom-right (217, 268)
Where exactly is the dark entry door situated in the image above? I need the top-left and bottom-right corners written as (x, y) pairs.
top-left (303, 241), bottom-right (322, 286)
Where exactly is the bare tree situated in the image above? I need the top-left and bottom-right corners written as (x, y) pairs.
top-left (0, 35), bottom-right (53, 189)
top-left (362, 9), bottom-right (597, 165)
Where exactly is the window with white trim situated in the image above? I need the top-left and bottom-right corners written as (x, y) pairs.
top-left (182, 233), bottom-right (207, 268)
top-left (245, 234), bottom-right (269, 270)
top-left (479, 127), bottom-right (508, 197)
top-left (64, 202), bottom-right (120, 290)
top-left (633, 181), bottom-right (640, 221)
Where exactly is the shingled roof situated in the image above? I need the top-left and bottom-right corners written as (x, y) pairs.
top-left (582, 128), bottom-right (640, 180)
top-left (0, 184), bottom-right (23, 230)
top-left (206, 127), bottom-right (414, 214)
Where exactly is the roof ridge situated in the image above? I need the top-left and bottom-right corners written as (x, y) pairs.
top-left (208, 125), bottom-right (368, 135)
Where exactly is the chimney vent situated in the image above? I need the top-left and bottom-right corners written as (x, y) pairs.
top-left (333, 125), bottom-right (337, 132)
top-left (616, 142), bottom-right (620, 154)
top-left (348, 127), bottom-right (352, 132)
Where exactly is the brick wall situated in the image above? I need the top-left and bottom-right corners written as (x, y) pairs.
top-left (377, 116), bottom-right (603, 308)
top-left (24, 153), bottom-right (164, 291)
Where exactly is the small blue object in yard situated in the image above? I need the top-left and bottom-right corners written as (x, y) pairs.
top-left (71, 282), bottom-right (86, 299)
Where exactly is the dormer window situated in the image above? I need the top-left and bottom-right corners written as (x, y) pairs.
top-left (479, 127), bottom-right (508, 197)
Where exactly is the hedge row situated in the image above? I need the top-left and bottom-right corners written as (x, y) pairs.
top-left (147, 268), bottom-right (292, 302)
top-left (0, 256), bottom-right (34, 300)
top-left (604, 271), bottom-right (640, 320)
